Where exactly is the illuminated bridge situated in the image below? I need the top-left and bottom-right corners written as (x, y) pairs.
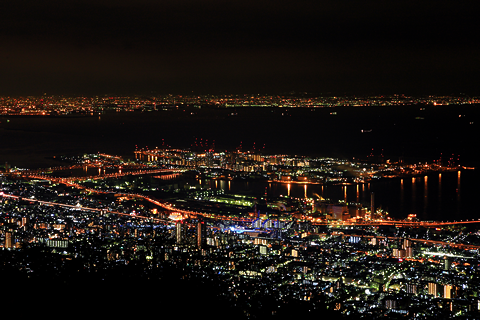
top-left (11, 167), bottom-right (480, 229)
top-left (310, 220), bottom-right (480, 228)
top-left (22, 168), bottom-right (184, 183)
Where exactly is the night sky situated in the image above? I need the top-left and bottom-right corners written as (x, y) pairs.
top-left (1, 0), bottom-right (479, 96)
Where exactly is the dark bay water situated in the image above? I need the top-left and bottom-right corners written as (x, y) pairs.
top-left (0, 105), bottom-right (478, 221)
top-left (197, 169), bottom-right (478, 221)
top-left (1, 104), bottom-right (479, 167)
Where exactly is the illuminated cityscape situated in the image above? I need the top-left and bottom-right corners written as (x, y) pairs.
top-left (1, 139), bottom-right (479, 318)
top-left (2, 0), bottom-right (480, 318)
top-left (0, 94), bottom-right (479, 116)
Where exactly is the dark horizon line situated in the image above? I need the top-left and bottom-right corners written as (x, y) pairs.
top-left (1, 91), bottom-right (479, 98)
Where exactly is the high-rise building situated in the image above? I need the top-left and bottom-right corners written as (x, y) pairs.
top-left (443, 285), bottom-right (458, 299)
top-left (406, 284), bottom-right (417, 295)
top-left (385, 298), bottom-right (398, 309)
top-left (406, 247), bottom-right (414, 258)
top-left (20, 217), bottom-right (29, 231)
top-left (259, 245), bottom-right (267, 255)
top-left (291, 248), bottom-right (299, 257)
top-left (371, 192), bottom-right (375, 218)
top-left (197, 221), bottom-right (206, 248)
top-left (176, 221), bottom-right (183, 244)
top-left (444, 257), bottom-right (451, 271)
top-left (400, 238), bottom-right (414, 258)
top-left (393, 248), bottom-right (406, 259)
top-left (428, 282), bottom-right (440, 297)
top-left (5, 231), bottom-right (13, 249)
top-left (206, 151), bottom-right (214, 167)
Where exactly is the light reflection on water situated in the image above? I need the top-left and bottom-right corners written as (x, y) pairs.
top-left (45, 167), bottom-right (476, 221)
top-left (197, 170), bottom-right (476, 221)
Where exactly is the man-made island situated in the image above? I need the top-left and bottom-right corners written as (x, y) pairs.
top-left (1, 148), bottom-right (478, 318)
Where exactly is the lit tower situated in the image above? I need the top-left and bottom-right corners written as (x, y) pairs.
top-left (176, 222), bottom-right (182, 244)
top-left (197, 220), bottom-right (206, 249)
top-left (5, 231), bottom-right (13, 249)
top-left (444, 256), bottom-right (451, 271)
top-left (168, 212), bottom-right (185, 245)
top-left (371, 192), bottom-right (375, 219)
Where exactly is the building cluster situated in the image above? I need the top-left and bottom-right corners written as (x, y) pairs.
top-left (1, 94), bottom-right (479, 115)
top-left (134, 147), bottom-right (459, 186)
top-left (2, 168), bottom-right (480, 318)
top-left (7, 149), bottom-right (461, 231)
